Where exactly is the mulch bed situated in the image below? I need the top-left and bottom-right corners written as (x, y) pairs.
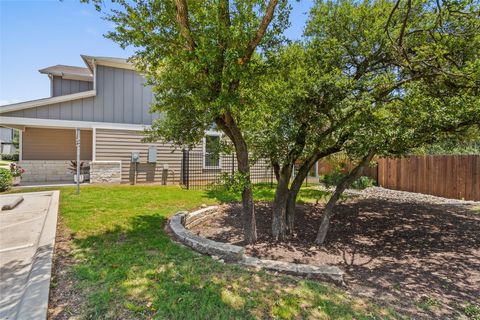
top-left (190, 198), bottom-right (480, 318)
top-left (48, 218), bottom-right (86, 320)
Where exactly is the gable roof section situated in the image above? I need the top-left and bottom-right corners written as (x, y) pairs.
top-left (81, 55), bottom-right (135, 72)
top-left (39, 65), bottom-right (93, 82)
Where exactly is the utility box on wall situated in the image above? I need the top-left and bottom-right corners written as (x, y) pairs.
top-left (148, 146), bottom-right (157, 163)
top-left (131, 152), bottom-right (140, 163)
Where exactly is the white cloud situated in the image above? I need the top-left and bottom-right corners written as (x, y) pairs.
top-left (0, 99), bottom-right (20, 106)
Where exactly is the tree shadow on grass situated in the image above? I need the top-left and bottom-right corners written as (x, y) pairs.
top-left (66, 214), bottom-right (387, 319)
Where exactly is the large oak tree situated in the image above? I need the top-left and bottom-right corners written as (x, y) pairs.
top-left (85, 0), bottom-right (292, 243)
top-left (245, 0), bottom-right (480, 240)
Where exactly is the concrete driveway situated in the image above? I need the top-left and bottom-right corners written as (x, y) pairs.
top-left (0, 191), bottom-right (59, 320)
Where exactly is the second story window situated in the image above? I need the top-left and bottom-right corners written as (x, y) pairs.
top-left (203, 134), bottom-right (221, 169)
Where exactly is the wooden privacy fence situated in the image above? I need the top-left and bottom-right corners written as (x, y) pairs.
top-left (377, 155), bottom-right (480, 201)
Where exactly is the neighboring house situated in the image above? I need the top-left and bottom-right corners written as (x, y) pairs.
top-left (0, 55), bottom-right (216, 184)
top-left (0, 127), bottom-right (17, 155)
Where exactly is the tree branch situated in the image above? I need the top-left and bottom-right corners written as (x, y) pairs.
top-left (239, 0), bottom-right (279, 64)
top-left (175, 0), bottom-right (196, 51)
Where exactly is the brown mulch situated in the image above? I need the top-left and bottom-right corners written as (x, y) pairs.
top-left (48, 218), bottom-right (86, 320)
top-left (190, 198), bottom-right (480, 319)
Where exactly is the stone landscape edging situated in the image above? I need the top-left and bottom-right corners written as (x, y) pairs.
top-left (168, 206), bottom-right (344, 283)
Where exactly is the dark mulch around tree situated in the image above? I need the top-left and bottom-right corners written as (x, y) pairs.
top-left (190, 198), bottom-right (480, 319)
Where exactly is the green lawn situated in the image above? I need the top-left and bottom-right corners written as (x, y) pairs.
top-left (0, 159), bottom-right (12, 167)
top-left (11, 185), bottom-right (397, 319)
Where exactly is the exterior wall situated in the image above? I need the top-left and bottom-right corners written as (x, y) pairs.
top-left (95, 128), bottom-right (200, 184)
top-left (22, 127), bottom-right (92, 160)
top-left (52, 76), bottom-right (93, 97)
top-left (19, 160), bottom-right (89, 182)
top-left (3, 66), bottom-right (159, 125)
top-left (90, 161), bottom-right (122, 184)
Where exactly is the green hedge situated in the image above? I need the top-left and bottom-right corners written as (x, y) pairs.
top-left (1, 153), bottom-right (19, 161)
top-left (0, 168), bottom-right (12, 192)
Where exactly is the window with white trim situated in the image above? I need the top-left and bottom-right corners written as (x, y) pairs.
top-left (203, 134), bottom-right (221, 168)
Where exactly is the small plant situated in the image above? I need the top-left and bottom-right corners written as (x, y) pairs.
top-left (215, 171), bottom-right (251, 193)
top-left (417, 296), bottom-right (440, 311)
top-left (352, 176), bottom-right (376, 190)
top-left (464, 302), bottom-right (480, 320)
top-left (321, 170), bottom-right (375, 190)
top-left (68, 160), bottom-right (89, 174)
top-left (1, 153), bottom-right (19, 161)
top-left (321, 170), bottom-right (347, 189)
top-left (0, 168), bottom-right (12, 192)
top-left (9, 163), bottom-right (25, 177)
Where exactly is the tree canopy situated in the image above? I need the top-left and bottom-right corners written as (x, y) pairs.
top-left (84, 0), bottom-right (479, 244)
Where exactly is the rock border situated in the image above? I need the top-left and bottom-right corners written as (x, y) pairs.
top-left (168, 206), bottom-right (344, 283)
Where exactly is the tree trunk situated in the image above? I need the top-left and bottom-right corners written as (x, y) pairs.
top-left (216, 115), bottom-right (257, 244)
top-left (272, 165), bottom-right (291, 240)
top-left (315, 151), bottom-right (375, 245)
top-left (285, 163), bottom-right (309, 233)
top-left (235, 139), bottom-right (257, 244)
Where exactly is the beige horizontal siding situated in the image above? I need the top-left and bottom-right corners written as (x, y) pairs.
top-left (94, 129), bottom-right (272, 185)
top-left (22, 127), bottom-right (92, 160)
top-left (95, 129), bottom-right (200, 184)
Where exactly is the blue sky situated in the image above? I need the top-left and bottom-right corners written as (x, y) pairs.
top-left (0, 0), bottom-right (312, 105)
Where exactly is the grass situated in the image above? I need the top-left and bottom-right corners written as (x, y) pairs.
top-left (470, 205), bottom-right (480, 215)
top-left (206, 182), bottom-right (331, 204)
top-left (0, 159), bottom-right (12, 167)
top-left (8, 184), bottom-right (398, 319)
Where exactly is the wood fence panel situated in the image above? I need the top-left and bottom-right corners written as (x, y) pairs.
top-left (375, 155), bottom-right (479, 201)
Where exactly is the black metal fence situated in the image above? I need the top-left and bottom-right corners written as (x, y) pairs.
top-left (180, 151), bottom-right (274, 189)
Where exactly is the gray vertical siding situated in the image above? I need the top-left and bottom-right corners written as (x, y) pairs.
top-left (52, 76), bottom-right (93, 97)
top-left (3, 66), bottom-right (157, 125)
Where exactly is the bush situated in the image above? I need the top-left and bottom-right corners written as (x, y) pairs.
top-left (1, 153), bottom-right (19, 161)
top-left (352, 176), bottom-right (376, 190)
top-left (0, 168), bottom-right (12, 192)
top-left (321, 171), bottom-right (376, 190)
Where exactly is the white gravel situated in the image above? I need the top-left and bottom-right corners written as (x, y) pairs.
top-left (318, 185), bottom-right (480, 206)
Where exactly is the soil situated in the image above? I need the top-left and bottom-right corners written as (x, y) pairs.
top-left (190, 197), bottom-right (480, 319)
top-left (48, 218), bottom-right (86, 320)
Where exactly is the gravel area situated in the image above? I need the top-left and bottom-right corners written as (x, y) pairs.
top-left (323, 185), bottom-right (480, 206)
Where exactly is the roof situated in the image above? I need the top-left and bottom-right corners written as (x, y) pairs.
top-left (1, 54), bottom-right (135, 113)
top-left (81, 55), bottom-right (135, 72)
top-left (39, 65), bottom-right (93, 82)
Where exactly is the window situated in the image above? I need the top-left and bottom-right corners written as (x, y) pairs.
top-left (203, 134), bottom-right (221, 168)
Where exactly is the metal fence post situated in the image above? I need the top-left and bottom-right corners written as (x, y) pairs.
top-left (270, 166), bottom-right (273, 188)
top-left (231, 153), bottom-right (235, 179)
top-left (181, 149), bottom-right (190, 189)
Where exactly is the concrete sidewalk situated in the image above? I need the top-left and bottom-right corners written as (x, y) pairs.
top-left (0, 191), bottom-right (60, 320)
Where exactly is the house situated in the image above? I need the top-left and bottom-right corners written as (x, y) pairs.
top-left (0, 55), bottom-right (216, 184)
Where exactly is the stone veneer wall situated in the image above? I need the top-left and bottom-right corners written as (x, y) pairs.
top-left (18, 160), bottom-right (85, 182)
top-left (89, 161), bottom-right (122, 184)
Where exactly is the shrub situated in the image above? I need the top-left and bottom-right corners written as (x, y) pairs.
top-left (352, 176), bottom-right (376, 190)
top-left (0, 168), bottom-right (12, 192)
top-left (1, 153), bottom-right (19, 161)
top-left (321, 170), bottom-right (376, 190)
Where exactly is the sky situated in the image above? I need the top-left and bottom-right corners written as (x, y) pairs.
top-left (0, 0), bottom-right (313, 105)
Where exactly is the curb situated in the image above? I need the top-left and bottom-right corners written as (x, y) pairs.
top-left (168, 206), bottom-right (344, 283)
top-left (15, 190), bottom-right (60, 320)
